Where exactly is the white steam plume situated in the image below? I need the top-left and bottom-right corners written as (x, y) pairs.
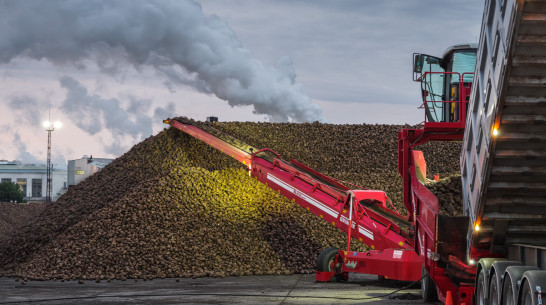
top-left (0, 0), bottom-right (324, 122)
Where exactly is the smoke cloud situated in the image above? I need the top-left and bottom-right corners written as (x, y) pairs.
top-left (0, 0), bottom-right (324, 122)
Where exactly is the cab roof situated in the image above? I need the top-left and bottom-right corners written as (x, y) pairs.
top-left (442, 43), bottom-right (478, 59)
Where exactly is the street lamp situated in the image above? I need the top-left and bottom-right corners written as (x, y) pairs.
top-left (43, 119), bottom-right (62, 203)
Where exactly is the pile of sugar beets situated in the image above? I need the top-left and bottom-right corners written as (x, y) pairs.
top-left (0, 202), bottom-right (46, 237)
top-left (0, 120), bottom-right (462, 282)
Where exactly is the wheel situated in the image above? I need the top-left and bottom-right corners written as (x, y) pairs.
top-left (501, 275), bottom-right (517, 305)
top-left (519, 278), bottom-right (535, 305)
top-left (477, 258), bottom-right (508, 305)
top-left (422, 264), bottom-right (438, 302)
top-left (476, 268), bottom-right (487, 305)
top-left (518, 270), bottom-right (546, 305)
top-left (316, 247), bottom-right (344, 282)
top-left (489, 261), bottom-right (522, 305)
top-left (502, 277), bottom-right (515, 305)
top-left (490, 270), bottom-right (501, 305)
top-left (501, 266), bottom-right (538, 305)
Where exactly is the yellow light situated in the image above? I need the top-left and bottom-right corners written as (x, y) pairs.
top-left (468, 259), bottom-right (476, 266)
top-left (475, 224), bottom-right (480, 232)
top-left (492, 128), bottom-right (498, 137)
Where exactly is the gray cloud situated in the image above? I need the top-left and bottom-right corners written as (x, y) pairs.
top-left (59, 76), bottom-right (154, 140)
top-left (13, 133), bottom-right (45, 165)
top-left (153, 102), bottom-right (176, 120)
top-left (127, 97), bottom-right (152, 115)
top-left (103, 137), bottom-right (130, 156)
top-left (0, 0), bottom-right (323, 122)
top-left (8, 96), bottom-right (46, 128)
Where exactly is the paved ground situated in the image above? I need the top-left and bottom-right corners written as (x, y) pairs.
top-left (0, 274), bottom-right (438, 304)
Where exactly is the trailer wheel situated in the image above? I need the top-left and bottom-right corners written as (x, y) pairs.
top-left (489, 271), bottom-right (501, 305)
top-left (501, 266), bottom-right (539, 305)
top-left (476, 268), bottom-right (487, 305)
top-left (519, 278), bottom-right (535, 305)
top-left (489, 261), bottom-right (522, 305)
top-left (421, 264), bottom-right (438, 302)
top-left (518, 270), bottom-right (546, 305)
top-left (316, 247), bottom-right (344, 282)
top-left (502, 276), bottom-right (516, 305)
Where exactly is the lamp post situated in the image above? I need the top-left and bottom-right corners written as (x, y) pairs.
top-left (43, 119), bottom-right (62, 203)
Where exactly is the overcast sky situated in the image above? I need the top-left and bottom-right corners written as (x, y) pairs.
top-left (0, 0), bottom-right (484, 166)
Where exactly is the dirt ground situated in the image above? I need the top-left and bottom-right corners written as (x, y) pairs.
top-left (0, 273), bottom-right (440, 305)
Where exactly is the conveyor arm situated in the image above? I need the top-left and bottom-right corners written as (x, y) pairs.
top-left (164, 117), bottom-right (413, 252)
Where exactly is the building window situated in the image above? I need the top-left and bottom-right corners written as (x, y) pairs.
top-left (32, 179), bottom-right (42, 197)
top-left (1, 178), bottom-right (12, 183)
top-left (17, 178), bottom-right (27, 195)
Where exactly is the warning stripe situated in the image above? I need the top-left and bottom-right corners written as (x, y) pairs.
top-left (358, 225), bottom-right (374, 240)
top-left (267, 174), bottom-right (339, 218)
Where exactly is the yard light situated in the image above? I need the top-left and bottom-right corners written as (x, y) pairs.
top-left (44, 111), bottom-right (61, 203)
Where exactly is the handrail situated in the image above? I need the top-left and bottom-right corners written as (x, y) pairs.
top-left (421, 71), bottom-right (473, 126)
top-left (423, 71), bottom-right (461, 123)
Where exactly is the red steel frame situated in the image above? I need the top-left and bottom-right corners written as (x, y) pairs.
top-left (164, 71), bottom-right (474, 304)
top-left (399, 71), bottom-right (475, 304)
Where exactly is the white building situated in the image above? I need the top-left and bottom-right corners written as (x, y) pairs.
top-left (0, 160), bottom-right (67, 202)
top-left (67, 155), bottom-right (113, 186)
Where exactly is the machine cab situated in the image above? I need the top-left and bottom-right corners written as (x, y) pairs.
top-left (413, 43), bottom-right (477, 129)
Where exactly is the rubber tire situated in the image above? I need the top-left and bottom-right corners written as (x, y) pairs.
top-left (422, 265), bottom-right (438, 303)
top-left (489, 261), bottom-right (522, 305)
top-left (489, 270), bottom-right (500, 305)
top-left (501, 266), bottom-right (539, 305)
top-left (519, 279), bottom-right (535, 305)
top-left (501, 273), bottom-right (516, 305)
top-left (476, 268), bottom-right (487, 305)
top-left (518, 271), bottom-right (546, 305)
top-left (316, 247), bottom-right (344, 282)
